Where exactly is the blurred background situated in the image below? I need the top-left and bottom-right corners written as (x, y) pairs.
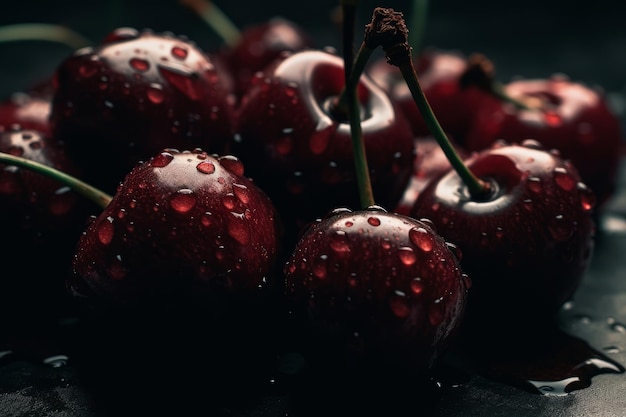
top-left (0, 0), bottom-right (625, 131)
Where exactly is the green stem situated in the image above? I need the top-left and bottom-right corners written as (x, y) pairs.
top-left (408, 0), bottom-right (429, 57)
top-left (0, 23), bottom-right (92, 49)
top-left (341, 0), bottom-right (375, 208)
top-left (366, 7), bottom-right (489, 199)
top-left (180, 0), bottom-right (241, 47)
top-left (0, 152), bottom-right (112, 209)
top-left (398, 61), bottom-right (488, 198)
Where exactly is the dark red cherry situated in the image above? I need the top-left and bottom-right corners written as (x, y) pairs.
top-left (69, 149), bottom-right (281, 309)
top-left (219, 17), bottom-right (314, 101)
top-left (49, 27), bottom-right (236, 193)
top-left (284, 206), bottom-right (470, 372)
top-left (0, 82), bottom-right (53, 134)
top-left (394, 136), bottom-right (468, 216)
top-left (368, 48), bottom-right (494, 141)
top-left (0, 126), bottom-right (96, 327)
top-left (411, 140), bottom-right (596, 326)
top-left (233, 49), bottom-right (415, 242)
top-left (464, 75), bottom-right (624, 208)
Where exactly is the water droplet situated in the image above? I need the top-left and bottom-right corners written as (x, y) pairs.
top-left (410, 277), bottom-right (424, 294)
top-left (228, 212), bottom-right (251, 245)
top-left (329, 230), bottom-right (350, 253)
top-left (171, 46), bottom-right (188, 60)
top-left (578, 183), bottom-right (595, 211)
top-left (158, 65), bottom-right (202, 100)
top-left (409, 227), bottom-right (434, 252)
top-left (397, 246), bottom-right (417, 265)
top-left (219, 155), bottom-right (244, 176)
top-left (527, 177), bottom-right (542, 193)
top-left (233, 183), bottom-right (250, 204)
top-left (201, 212), bottom-right (212, 227)
top-left (196, 160), bottom-right (216, 174)
top-left (275, 135), bottom-right (293, 155)
top-left (170, 189), bottom-right (196, 213)
top-left (462, 273), bottom-right (472, 289)
top-left (130, 57), bottom-right (150, 72)
top-left (312, 255), bottom-right (328, 279)
top-left (548, 214), bottom-right (574, 241)
top-left (367, 216), bottom-right (381, 226)
top-left (147, 83), bottom-right (165, 104)
top-left (42, 355), bottom-right (69, 368)
top-left (390, 291), bottom-right (411, 318)
top-left (78, 57), bottom-right (99, 78)
top-left (222, 194), bottom-right (236, 209)
top-left (151, 151), bottom-right (174, 167)
top-left (97, 216), bottom-right (115, 245)
top-left (544, 110), bottom-right (562, 127)
top-left (309, 129), bottom-right (331, 154)
top-left (553, 167), bottom-right (576, 191)
top-left (445, 241), bottom-right (462, 261)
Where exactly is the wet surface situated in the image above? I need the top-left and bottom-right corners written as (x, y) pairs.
top-left (2, 1), bottom-right (626, 416)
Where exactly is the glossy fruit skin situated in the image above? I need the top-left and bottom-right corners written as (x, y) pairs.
top-left (69, 149), bottom-right (281, 309)
top-left (0, 82), bottom-right (53, 134)
top-left (220, 17), bottom-right (314, 101)
top-left (464, 75), bottom-right (624, 207)
top-left (0, 127), bottom-right (95, 329)
top-left (233, 49), bottom-right (415, 242)
top-left (284, 206), bottom-right (470, 371)
top-left (394, 136), bottom-right (468, 216)
top-left (410, 140), bottom-right (596, 325)
top-left (368, 48), bottom-right (492, 141)
top-left (50, 27), bottom-right (236, 193)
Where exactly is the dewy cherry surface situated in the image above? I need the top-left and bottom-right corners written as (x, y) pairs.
top-left (284, 206), bottom-right (470, 372)
top-left (69, 149), bottom-right (281, 308)
top-left (464, 75), bottom-right (623, 208)
top-left (233, 48), bottom-right (415, 241)
top-left (411, 140), bottom-right (596, 327)
top-left (49, 27), bottom-right (236, 193)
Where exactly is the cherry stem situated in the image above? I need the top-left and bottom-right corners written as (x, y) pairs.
top-left (341, 0), bottom-right (375, 208)
top-left (179, 0), bottom-right (241, 47)
top-left (460, 53), bottom-right (531, 111)
top-left (408, 0), bottom-right (429, 57)
top-left (365, 7), bottom-right (490, 199)
top-left (0, 23), bottom-right (92, 49)
top-left (0, 152), bottom-right (113, 209)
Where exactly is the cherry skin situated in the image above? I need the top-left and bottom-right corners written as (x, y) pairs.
top-left (0, 126), bottom-right (96, 329)
top-left (410, 140), bottom-right (596, 328)
top-left (218, 17), bottom-right (314, 102)
top-left (0, 81), bottom-right (54, 134)
top-left (393, 136), bottom-right (468, 216)
top-left (49, 27), bottom-right (236, 194)
top-left (368, 48), bottom-right (494, 141)
top-left (69, 148), bottom-right (281, 309)
top-left (233, 49), bottom-right (415, 243)
top-left (464, 75), bottom-right (623, 208)
top-left (284, 206), bottom-right (470, 373)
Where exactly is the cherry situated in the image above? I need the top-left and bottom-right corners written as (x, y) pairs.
top-left (0, 82), bottom-right (53, 134)
top-left (218, 17), bottom-right (314, 102)
top-left (411, 140), bottom-right (596, 325)
top-left (284, 206), bottom-right (469, 372)
top-left (393, 136), bottom-right (468, 216)
top-left (0, 126), bottom-right (96, 329)
top-left (49, 27), bottom-right (236, 193)
top-left (369, 7), bottom-right (596, 328)
top-left (232, 48), bottom-right (415, 242)
top-left (282, 7), bottom-right (469, 378)
top-left (67, 148), bottom-right (282, 309)
top-left (463, 74), bottom-right (623, 208)
top-left (368, 48), bottom-right (495, 141)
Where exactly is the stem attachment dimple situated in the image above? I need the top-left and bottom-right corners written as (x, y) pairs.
top-left (366, 7), bottom-right (491, 200)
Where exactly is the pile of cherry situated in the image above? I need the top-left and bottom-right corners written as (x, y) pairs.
top-left (0, 6), bottom-right (624, 414)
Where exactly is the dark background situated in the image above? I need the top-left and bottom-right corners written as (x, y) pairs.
top-left (2, 1), bottom-right (626, 416)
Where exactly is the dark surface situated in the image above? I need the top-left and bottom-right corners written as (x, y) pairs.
top-left (2, 1), bottom-right (626, 416)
